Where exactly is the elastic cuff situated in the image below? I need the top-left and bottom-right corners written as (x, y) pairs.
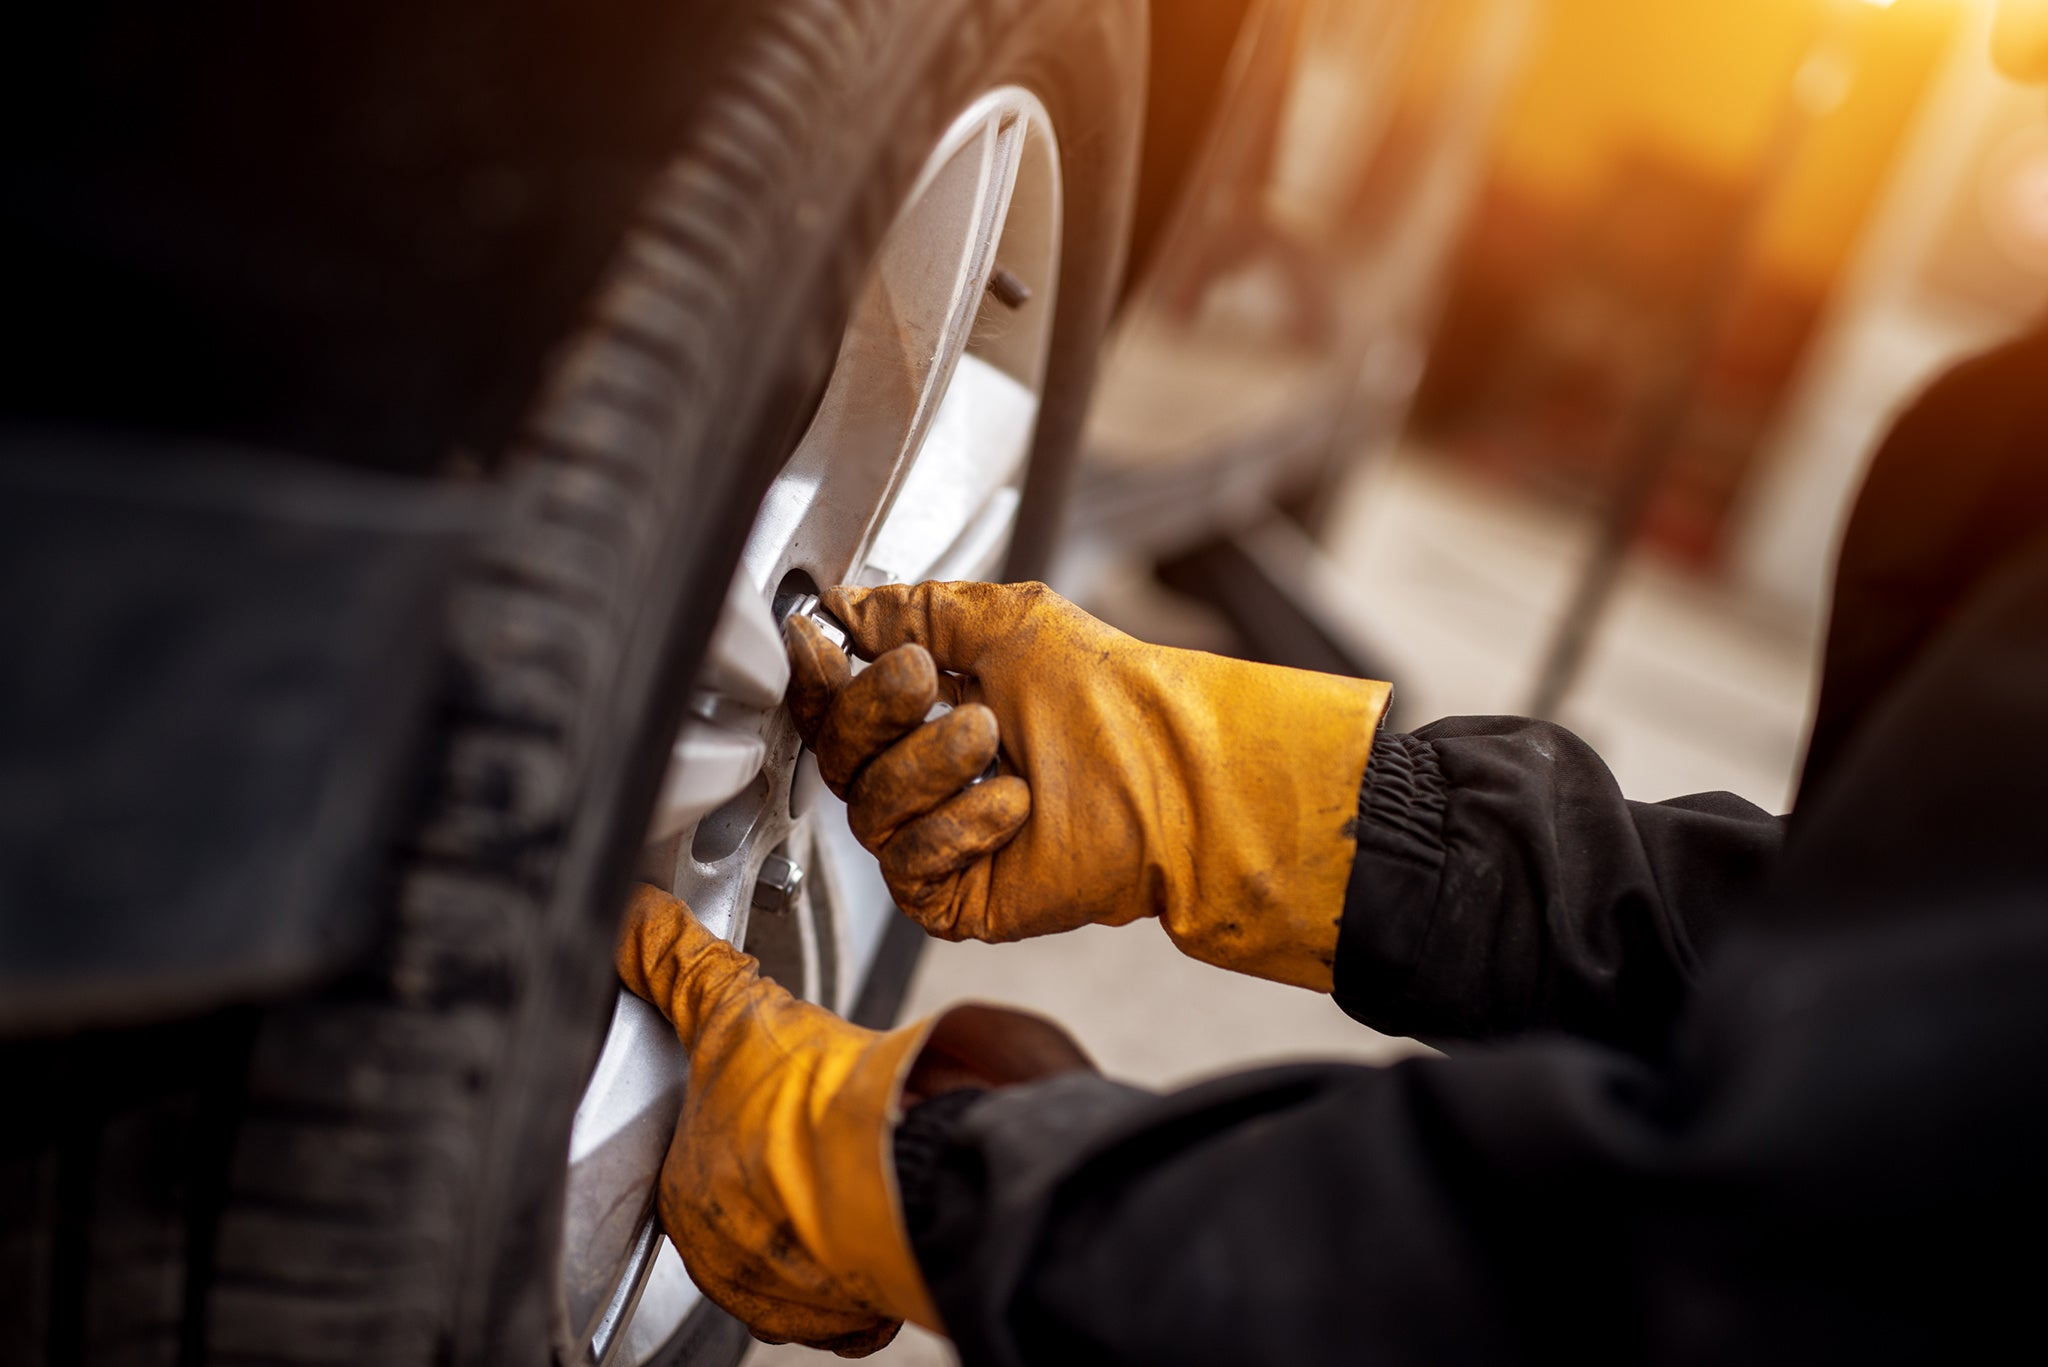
top-left (1356, 730), bottom-right (1448, 854)
top-left (1333, 732), bottom-right (1451, 1026)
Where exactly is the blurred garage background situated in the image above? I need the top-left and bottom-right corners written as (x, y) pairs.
top-left (759, 0), bottom-right (2048, 1358)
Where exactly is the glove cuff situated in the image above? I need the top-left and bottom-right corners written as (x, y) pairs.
top-left (816, 1003), bottom-right (1093, 1333)
top-left (1163, 670), bottom-right (1392, 992)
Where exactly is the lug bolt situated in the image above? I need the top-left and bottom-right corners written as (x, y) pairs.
top-left (752, 853), bottom-right (805, 913)
top-left (987, 266), bottom-right (1032, 309)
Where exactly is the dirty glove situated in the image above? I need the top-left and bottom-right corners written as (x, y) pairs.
top-left (615, 883), bottom-right (1089, 1355)
top-left (790, 581), bottom-right (1392, 992)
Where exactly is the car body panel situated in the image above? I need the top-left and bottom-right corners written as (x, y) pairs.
top-left (0, 435), bottom-right (488, 1028)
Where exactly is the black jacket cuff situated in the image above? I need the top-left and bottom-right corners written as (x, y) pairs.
top-left (895, 1087), bottom-right (988, 1246)
top-left (1332, 731), bottom-right (1449, 1028)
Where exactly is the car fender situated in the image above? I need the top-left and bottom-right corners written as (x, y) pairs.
top-left (0, 432), bottom-right (492, 1031)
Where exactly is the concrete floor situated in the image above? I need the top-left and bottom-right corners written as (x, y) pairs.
top-left (748, 449), bottom-right (1816, 1366)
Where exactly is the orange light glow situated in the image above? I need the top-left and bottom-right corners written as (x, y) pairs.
top-left (1487, 0), bottom-right (1962, 290)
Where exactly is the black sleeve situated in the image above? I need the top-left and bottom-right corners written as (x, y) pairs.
top-left (894, 539), bottom-right (2048, 1367)
top-left (1799, 323), bottom-right (2048, 800)
top-left (1332, 719), bottom-right (1782, 1054)
top-left (898, 899), bottom-right (2048, 1367)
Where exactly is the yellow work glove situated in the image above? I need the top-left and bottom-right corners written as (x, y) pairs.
top-left (615, 883), bottom-right (1089, 1355)
top-left (787, 581), bottom-right (1392, 992)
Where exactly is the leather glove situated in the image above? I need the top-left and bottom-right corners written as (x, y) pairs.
top-left (615, 883), bottom-right (1089, 1355)
top-left (789, 581), bottom-right (1392, 992)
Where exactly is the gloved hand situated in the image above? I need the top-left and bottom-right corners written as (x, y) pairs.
top-left (787, 581), bottom-right (1392, 992)
top-left (615, 883), bottom-right (1089, 1355)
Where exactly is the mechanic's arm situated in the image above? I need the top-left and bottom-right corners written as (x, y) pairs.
top-left (798, 583), bottom-right (1781, 1053)
top-left (895, 899), bottom-right (2037, 1367)
top-left (1334, 717), bottom-right (1779, 1053)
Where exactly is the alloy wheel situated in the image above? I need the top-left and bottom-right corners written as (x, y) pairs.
top-left (559, 86), bottom-right (1064, 1365)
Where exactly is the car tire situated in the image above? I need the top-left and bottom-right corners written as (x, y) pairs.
top-left (0, 2), bottom-right (1145, 1365)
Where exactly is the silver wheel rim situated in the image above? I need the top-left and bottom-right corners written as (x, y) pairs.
top-left (561, 86), bottom-right (1063, 1366)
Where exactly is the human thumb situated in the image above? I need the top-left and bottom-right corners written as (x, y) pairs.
top-left (615, 884), bottom-right (757, 1051)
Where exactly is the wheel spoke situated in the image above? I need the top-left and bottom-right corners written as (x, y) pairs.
top-left (613, 1239), bottom-right (699, 1364)
top-left (563, 993), bottom-right (686, 1349)
top-left (645, 572), bottom-right (786, 844)
top-left (741, 94), bottom-right (1040, 595)
top-left (698, 568), bottom-right (790, 708)
top-left (864, 354), bottom-right (1036, 583)
top-left (644, 722), bottom-right (765, 846)
top-left (588, 1217), bottom-right (660, 1365)
top-left (800, 777), bottom-right (898, 1016)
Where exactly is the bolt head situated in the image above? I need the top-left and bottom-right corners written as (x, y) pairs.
top-left (752, 853), bottom-right (805, 912)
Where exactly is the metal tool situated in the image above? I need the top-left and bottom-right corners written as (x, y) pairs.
top-left (775, 588), bottom-right (998, 784)
top-left (773, 590), bottom-right (851, 654)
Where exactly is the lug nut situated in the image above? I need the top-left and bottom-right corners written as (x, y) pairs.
top-left (752, 853), bottom-right (805, 913)
top-left (775, 591), bottom-right (850, 653)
